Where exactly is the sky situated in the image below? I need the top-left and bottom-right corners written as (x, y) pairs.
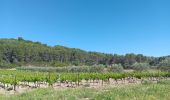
top-left (0, 0), bottom-right (170, 57)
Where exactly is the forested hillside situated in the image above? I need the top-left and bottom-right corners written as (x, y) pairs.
top-left (0, 37), bottom-right (169, 70)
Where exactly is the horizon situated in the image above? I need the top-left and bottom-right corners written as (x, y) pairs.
top-left (1, 0), bottom-right (170, 57)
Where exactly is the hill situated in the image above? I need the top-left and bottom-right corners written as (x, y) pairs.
top-left (0, 37), bottom-right (169, 69)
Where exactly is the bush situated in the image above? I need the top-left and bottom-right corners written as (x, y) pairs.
top-left (158, 57), bottom-right (170, 72)
top-left (88, 64), bottom-right (105, 72)
top-left (132, 63), bottom-right (149, 71)
top-left (50, 61), bottom-right (70, 67)
top-left (68, 66), bottom-right (89, 72)
top-left (0, 63), bottom-right (18, 68)
top-left (107, 64), bottom-right (124, 72)
top-left (159, 57), bottom-right (170, 67)
top-left (157, 66), bottom-right (170, 72)
top-left (16, 65), bottom-right (106, 72)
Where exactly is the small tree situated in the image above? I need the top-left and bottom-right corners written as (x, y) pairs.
top-left (18, 37), bottom-right (24, 41)
top-left (108, 64), bottom-right (124, 72)
top-left (158, 57), bottom-right (170, 72)
top-left (89, 64), bottom-right (105, 72)
top-left (132, 63), bottom-right (149, 71)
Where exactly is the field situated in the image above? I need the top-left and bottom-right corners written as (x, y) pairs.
top-left (0, 70), bottom-right (170, 100)
top-left (1, 80), bottom-right (170, 100)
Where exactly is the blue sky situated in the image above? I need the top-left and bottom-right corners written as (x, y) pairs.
top-left (0, 0), bottom-right (170, 57)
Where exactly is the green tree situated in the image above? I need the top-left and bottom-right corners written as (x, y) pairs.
top-left (132, 63), bottom-right (150, 71)
top-left (108, 64), bottom-right (124, 72)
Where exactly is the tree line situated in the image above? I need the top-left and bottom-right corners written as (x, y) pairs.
top-left (0, 37), bottom-right (169, 71)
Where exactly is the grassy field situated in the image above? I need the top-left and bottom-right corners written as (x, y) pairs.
top-left (1, 80), bottom-right (170, 100)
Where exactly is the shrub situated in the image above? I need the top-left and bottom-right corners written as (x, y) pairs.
top-left (16, 65), bottom-right (106, 72)
top-left (132, 63), bottom-right (149, 71)
top-left (158, 57), bottom-right (170, 72)
top-left (107, 64), bottom-right (124, 72)
top-left (88, 64), bottom-right (105, 72)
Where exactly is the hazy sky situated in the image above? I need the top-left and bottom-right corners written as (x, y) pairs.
top-left (0, 0), bottom-right (170, 57)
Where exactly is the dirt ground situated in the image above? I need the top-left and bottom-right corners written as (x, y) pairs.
top-left (0, 78), bottom-right (145, 95)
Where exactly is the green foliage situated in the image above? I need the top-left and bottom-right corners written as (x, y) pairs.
top-left (158, 57), bottom-right (170, 71)
top-left (0, 63), bottom-right (18, 68)
top-left (132, 63), bottom-right (150, 71)
top-left (0, 38), bottom-right (169, 72)
top-left (17, 65), bottom-right (105, 72)
top-left (51, 61), bottom-right (70, 67)
top-left (88, 64), bottom-right (105, 72)
top-left (0, 38), bottom-right (108, 67)
top-left (159, 57), bottom-right (170, 67)
top-left (107, 64), bottom-right (124, 72)
top-left (0, 38), bottom-right (161, 69)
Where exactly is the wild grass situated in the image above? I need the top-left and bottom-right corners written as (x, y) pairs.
top-left (1, 80), bottom-right (170, 100)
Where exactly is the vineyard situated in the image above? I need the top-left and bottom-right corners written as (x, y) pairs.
top-left (0, 70), bottom-right (169, 92)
